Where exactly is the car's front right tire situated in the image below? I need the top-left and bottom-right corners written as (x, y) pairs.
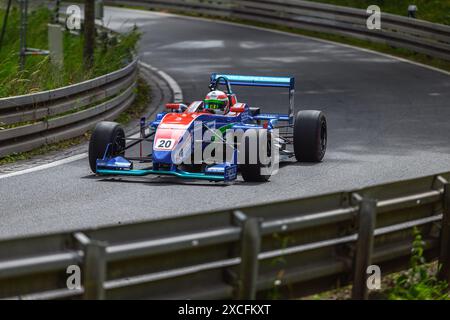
top-left (88, 121), bottom-right (125, 173)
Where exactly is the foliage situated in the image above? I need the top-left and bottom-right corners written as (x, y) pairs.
top-left (266, 233), bottom-right (293, 300)
top-left (387, 228), bottom-right (449, 300)
top-left (0, 134), bottom-right (89, 166)
top-left (0, 6), bottom-right (141, 97)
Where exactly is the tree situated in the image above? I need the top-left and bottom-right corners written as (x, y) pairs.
top-left (84, 0), bottom-right (95, 70)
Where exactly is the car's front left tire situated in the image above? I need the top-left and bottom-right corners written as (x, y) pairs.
top-left (293, 110), bottom-right (327, 162)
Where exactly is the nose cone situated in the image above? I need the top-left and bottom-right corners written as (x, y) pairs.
top-left (152, 112), bottom-right (200, 165)
top-left (153, 143), bottom-right (192, 165)
top-left (152, 150), bottom-right (173, 164)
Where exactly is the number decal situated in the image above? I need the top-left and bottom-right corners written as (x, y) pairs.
top-left (154, 139), bottom-right (175, 150)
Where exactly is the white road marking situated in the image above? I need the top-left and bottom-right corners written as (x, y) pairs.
top-left (159, 40), bottom-right (225, 50)
top-left (0, 153), bottom-right (88, 180)
top-left (0, 62), bottom-right (183, 180)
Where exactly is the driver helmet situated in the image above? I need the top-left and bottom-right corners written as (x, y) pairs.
top-left (204, 90), bottom-right (229, 114)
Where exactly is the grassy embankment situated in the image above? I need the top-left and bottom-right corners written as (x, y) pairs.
top-left (305, 228), bottom-right (450, 300)
top-left (0, 6), bottom-right (139, 96)
top-left (0, 6), bottom-right (150, 165)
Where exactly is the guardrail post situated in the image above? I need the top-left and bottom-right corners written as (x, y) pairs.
top-left (74, 232), bottom-right (107, 300)
top-left (438, 183), bottom-right (450, 282)
top-left (234, 211), bottom-right (261, 300)
top-left (351, 198), bottom-right (377, 300)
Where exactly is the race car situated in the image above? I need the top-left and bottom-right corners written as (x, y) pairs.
top-left (88, 74), bottom-right (327, 182)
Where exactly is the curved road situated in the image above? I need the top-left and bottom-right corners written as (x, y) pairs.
top-left (1, 7), bottom-right (449, 239)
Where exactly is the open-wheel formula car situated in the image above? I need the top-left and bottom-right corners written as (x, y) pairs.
top-left (88, 74), bottom-right (327, 182)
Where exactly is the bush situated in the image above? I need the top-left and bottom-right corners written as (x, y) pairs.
top-left (387, 228), bottom-right (449, 300)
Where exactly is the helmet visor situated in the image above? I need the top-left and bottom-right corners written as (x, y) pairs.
top-left (205, 100), bottom-right (225, 110)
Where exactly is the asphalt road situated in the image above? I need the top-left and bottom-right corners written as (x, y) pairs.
top-left (1, 7), bottom-right (449, 239)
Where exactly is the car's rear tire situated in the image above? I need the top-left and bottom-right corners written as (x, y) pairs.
top-left (240, 132), bottom-right (272, 182)
top-left (293, 110), bottom-right (327, 162)
top-left (88, 121), bottom-right (125, 173)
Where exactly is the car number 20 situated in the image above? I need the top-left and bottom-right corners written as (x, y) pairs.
top-left (154, 138), bottom-right (175, 150)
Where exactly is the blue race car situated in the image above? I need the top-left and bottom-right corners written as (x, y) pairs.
top-left (88, 74), bottom-right (327, 182)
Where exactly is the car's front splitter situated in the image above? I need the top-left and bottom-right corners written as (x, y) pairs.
top-left (96, 168), bottom-right (230, 181)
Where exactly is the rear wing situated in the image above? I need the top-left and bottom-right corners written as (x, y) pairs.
top-left (210, 73), bottom-right (295, 123)
top-left (210, 73), bottom-right (294, 90)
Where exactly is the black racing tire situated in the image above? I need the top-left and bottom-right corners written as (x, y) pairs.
top-left (293, 110), bottom-right (327, 162)
top-left (88, 121), bottom-right (125, 173)
top-left (240, 132), bottom-right (272, 182)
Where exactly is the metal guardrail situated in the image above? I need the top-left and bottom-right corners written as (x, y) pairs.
top-left (0, 57), bottom-right (138, 157)
top-left (106, 0), bottom-right (450, 61)
top-left (1, 1), bottom-right (449, 300)
top-left (0, 172), bottom-right (449, 299)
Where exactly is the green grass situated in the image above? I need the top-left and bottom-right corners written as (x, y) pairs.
top-left (304, 228), bottom-right (450, 300)
top-left (0, 134), bottom-right (90, 166)
top-left (385, 228), bottom-right (449, 300)
top-left (309, 0), bottom-right (450, 25)
top-left (0, 5), bottom-right (140, 97)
